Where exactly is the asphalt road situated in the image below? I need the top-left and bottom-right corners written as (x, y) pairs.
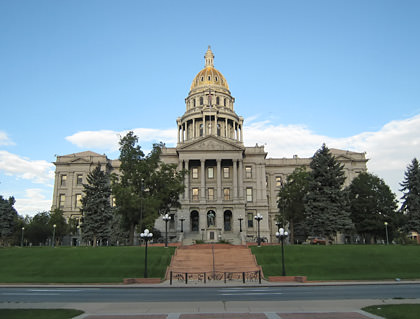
top-left (1, 284), bottom-right (419, 303)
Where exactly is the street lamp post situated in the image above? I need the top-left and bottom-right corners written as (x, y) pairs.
top-left (21, 227), bottom-right (25, 247)
top-left (163, 214), bottom-right (171, 248)
top-left (140, 229), bottom-right (153, 278)
top-left (276, 228), bottom-right (289, 276)
top-left (52, 224), bottom-right (56, 247)
top-left (275, 221), bottom-right (281, 242)
top-left (254, 213), bottom-right (263, 247)
top-left (179, 216), bottom-right (185, 233)
top-left (238, 216), bottom-right (243, 232)
top-left (384, 222), bottom-right (389, 245)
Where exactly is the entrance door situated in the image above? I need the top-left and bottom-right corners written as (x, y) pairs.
top-left (190, 211), bottom-right (199, 231)
top-left (224, 210), bottom-right (232, 231)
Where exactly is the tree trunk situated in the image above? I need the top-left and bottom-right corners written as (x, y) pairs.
top-left (93, 235), bottom-right (97, 247)
top-left (129, 224), bottom-right (135, 246)
top-left (290, 219), bottom-right (294, 245)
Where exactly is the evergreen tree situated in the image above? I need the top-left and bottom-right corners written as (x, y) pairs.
top-left (304, 144), bottom-right (353, 239)
top-left (347, 172), bottom-right (399, 243)
top-left (0, 195), bottom-right (18, 246)
top-left (400, 158), bottom-right (420, 233)
top-left (81, 164), bottom-right (113, 247)
top-left (277, 167), bottom-right (310, 244)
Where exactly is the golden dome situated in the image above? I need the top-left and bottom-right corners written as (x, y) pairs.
top-left (190, 46), bottom-right (229, 91)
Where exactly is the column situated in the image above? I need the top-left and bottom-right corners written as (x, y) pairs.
top-left (182, 123), bottom-right (185, 143)
top-left (177, 125), bottom-right (180, 143)
top-left (203, 115), bottom-right (206, 137)
top-left (200, 159), bottom-right (206, 201)
top-left (184, 160), bottom-right (189, 200)
top-left (193, 118), bottom-right (196, 139)
top-left (217, 159), bottom-right (222, 201)
top-left (225, 118), bottom-right (228, 138)
top-left (240, 124), bottom-right (243, 142)
top-left (233, 159), bottom-right (238, 200)
top-left (238, 160), bottom-right (243, 198)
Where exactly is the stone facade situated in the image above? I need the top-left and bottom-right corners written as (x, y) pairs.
top-left (51, 47), bottom-right (368, 244)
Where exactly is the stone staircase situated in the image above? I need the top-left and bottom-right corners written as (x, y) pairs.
top-left (181, 232), bottom-right (243, 245)
top-left (165, 244), bottom-right (262, 279)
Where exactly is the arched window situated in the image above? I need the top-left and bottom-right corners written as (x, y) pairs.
top-left (200, 97), bottom-right (203, 105)
top-left (191, 211), bottom-right (199, 232)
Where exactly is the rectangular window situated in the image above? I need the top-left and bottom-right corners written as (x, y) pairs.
top-left (76, 174), bottom-right (83, 185)
top-left (169, 214), bottom-right (175, 230)
top-left (59, 194), bottom-right (66, 208)
top-left (60, 175), bottom-right (67, 187)
top-left (276, 176), bottom-right (282, 187)
top-left (192, 167), bottom-right (198, 179)
top-left (208, 167), bottom-right (214, 179)
top-left (224, 188), bottom-right (230, 200)
top-left (246, 187), bottom-right (253, 202)
top-left (208, 188), bottom-right (214, 201)
top-left (245, 166), bottom-right (252, 179)
top-left (247, 213), bottom-right (254, 228)
top-left (75, 194), bottom-right (82, 208)
top-left (223, 167), bottom-right (230, 178)
top-left (192, 188), bottom-right (199, 201)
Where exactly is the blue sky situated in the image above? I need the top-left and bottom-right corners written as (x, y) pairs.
top-left (1, 0), bottom-right (419, 216)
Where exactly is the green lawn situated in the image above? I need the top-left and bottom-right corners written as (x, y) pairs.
top-left (0, 246), bottom-right (174, 283)
top-left (363, 304), bottom-right (420, 319)
top-left (251, 245), bottom-right (420, 280)
top-left (0, 309), bottom-right (83, 319)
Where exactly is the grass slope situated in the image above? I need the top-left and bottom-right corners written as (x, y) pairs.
top-left (363, 304), bottom-right (420, 319)
top-left (0, 309), bottom-right (83, 319)
top-left (251, 245), bottom-right (420, 280)
top-left (0, 246), bottom-right (174, 283)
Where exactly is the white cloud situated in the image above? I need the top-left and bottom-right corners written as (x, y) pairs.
top-left (0, 151), bottom-right (55, 184)
top-left (0, 131), bottom-right (14, 146)
top-left (245, 114), bottom-right (420, 199)
top-left (66, 128), bottom-right (177, 152)
top-left (65, 114), bottom-right (420, 200)
top-left (14, 189), bottom-right (52, 217)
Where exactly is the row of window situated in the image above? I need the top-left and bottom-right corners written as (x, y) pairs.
top-left (60, 174), bottom-right (83, 187)
top-left (190, 96), bottom-right (230, 107)
top-left (191, 187), bottom-right (253, 202)
top-left (191, 166), bottom-right (253, 179)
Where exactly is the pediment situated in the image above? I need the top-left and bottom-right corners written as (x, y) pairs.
top-left (178, 136), bottom-right (244, 152)
top-left (69, 157), bottom-right (93, 164)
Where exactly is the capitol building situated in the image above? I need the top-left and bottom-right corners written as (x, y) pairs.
top-left (51, 47), bottom-right (367, 244)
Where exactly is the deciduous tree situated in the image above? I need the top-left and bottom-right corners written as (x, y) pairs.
top-left (112, 132), bottom-right (185, 245)
top-left (347, 172), bottom-right (399, 243)
top-left (277, 167), bottom-right (310, 244)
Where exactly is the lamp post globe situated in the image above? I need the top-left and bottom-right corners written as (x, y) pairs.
top-left (140, 229), bottom-right (153, 278)
top-left (254, 213), bottom-right (263, 247)
top-left (276, 227), bottom-right (289, 276)
top-left (162, 214), bottom-right (171, 248)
